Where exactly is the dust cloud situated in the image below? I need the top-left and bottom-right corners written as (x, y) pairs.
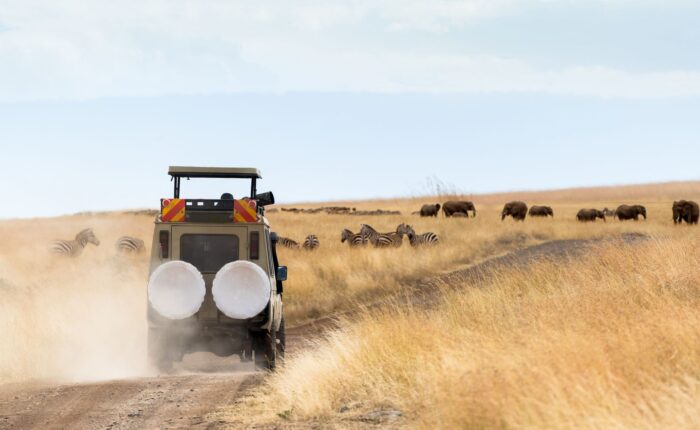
top-left (0, 213), bottom-right (154, 384)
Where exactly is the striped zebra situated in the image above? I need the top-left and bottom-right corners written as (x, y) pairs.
top-left (341, 229), bottom-right (365, 247)
top-left (602, 207), bottom-right (616, 218)
top-left (302, 235), bottom-right (320, 251)
top-left (397, 224), bottom-right (439, 247)
top-left (50, 228), bottom-right (100, 257)
top-left (277, 237), bottom-right (300, 249)
top-left (115, 236), bottom-right (145, 254)
top-left (359, 224), bottom-right (403, 248)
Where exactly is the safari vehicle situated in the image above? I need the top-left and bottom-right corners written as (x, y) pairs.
top-left (147, 166), bottom-right (286, 371)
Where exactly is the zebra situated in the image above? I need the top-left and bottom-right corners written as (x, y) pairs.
top-left (359, 224), bottom-right (403, 248)
top-left (341, 229), bottom-right (365, 247)
top-left (397, 224), bottom-right (439, 247)
top-left (302, 235), bottom-right (320, 251)
top-left (50, 228), bottom-right (100, 257)
top-left (115, 236), bottom-right (145, 253)
top-left (277, 237), bottom-right (300, 249)
top-left (602, 207), bottom-right (616, 218)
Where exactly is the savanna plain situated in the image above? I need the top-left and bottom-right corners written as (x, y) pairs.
top-left (1, 181), bottom-right (699, 429)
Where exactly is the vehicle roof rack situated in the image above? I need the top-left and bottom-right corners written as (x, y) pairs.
top-left (168, 166), bottom-right (262, 198)
top-left (168, 166), bottom-right (262, 179)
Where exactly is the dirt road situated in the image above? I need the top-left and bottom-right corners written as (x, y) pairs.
top-left (0, 359), bottom-right (263, 430)
top-left (0, 236), bottom-right (643, 430)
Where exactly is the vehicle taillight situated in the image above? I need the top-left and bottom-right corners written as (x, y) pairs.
top-left (250, 231), bottom-right (259, 260)
top-left (159, 231), bottom-right (170, 259)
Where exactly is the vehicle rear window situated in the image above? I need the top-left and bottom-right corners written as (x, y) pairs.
top-left (180, 234), bottom-right (239, 273)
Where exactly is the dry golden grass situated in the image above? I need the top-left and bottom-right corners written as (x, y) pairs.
top-left (231, 235), bottom-right (700, 429)
top-left (271, 181), bottom-right (700, 323)
top-left (0, 180), bottom-right (698, 398)
top-left (218, 181), bottom-right (700, 428)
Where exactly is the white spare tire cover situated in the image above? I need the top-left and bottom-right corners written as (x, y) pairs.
top-left (148, 261), bottom-right (205, 320)
top-left (212, 261), bottom-right (271, 320)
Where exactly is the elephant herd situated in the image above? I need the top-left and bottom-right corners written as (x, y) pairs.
top-left (419, 200), bottom-right (552, 221)
top-left (420, 201), bottom-right (477, 218)
top-left (418, 200), bottom-right (699, 224)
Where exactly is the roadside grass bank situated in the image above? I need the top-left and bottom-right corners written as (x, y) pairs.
top-left (226, 235), bottom-right (700, 429)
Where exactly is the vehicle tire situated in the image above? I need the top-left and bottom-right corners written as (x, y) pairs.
top-left (241, 337), bottom-right (254, 363)
top-left (253, 328), bottom-right (277, 371)
top-left (147, 328), bottom-right (174, 373)
top-left (277, 316), bottom-right (286, 361)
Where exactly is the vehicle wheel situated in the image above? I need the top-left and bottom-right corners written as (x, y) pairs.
top-left (277, 316), bottom-right (286, 361)
top-left (253, 328), bottom-right (277, 371)
top-left (241, 338), bottom-right (254, 362)
top-left (147, 328), bottom-right (174, 373)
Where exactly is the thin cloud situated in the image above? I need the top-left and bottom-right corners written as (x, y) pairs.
top-left (0, 0), bottom-right (697, 101)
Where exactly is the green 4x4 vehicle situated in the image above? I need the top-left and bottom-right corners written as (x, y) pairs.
top-left (147, 166), bottom-right (286, 371)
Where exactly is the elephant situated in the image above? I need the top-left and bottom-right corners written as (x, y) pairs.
top-left (420, 203), bottom-right (441, 217)
top-left (502, 201), bottom-right (528, 221)
top-left (673, 200), bottom-right (699, 225)
top-left (577, 209), bottom-right (606, 222)
top-left (528, 205), bottom-right (554, 217)
top-left (615, 204), bottom-right (647, 221)
top-left (443, 201), bottom-right (476, 218)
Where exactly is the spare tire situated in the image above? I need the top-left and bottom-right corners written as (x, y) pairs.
top-left (148, 261), bottom-right (206, 320)
top-left (212, 261), bottom-right (271, 319)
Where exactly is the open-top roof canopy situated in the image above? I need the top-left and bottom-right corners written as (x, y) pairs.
top-left (168, 166), bottom-right (262, 179)
top-left (168, 166), bottom-right (262, 199)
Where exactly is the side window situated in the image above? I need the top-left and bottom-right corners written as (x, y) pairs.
top-left (180, 234), bottom-right (239, 273)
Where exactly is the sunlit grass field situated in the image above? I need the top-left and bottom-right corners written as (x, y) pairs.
top-left (229, 180), bottom-right (700, 428)
top-left (240, 236), bottom-right (700, 429)
top-left (271, 181), bottom-right (699, 323)
top-left (0, 180), bottom-right (698, 428)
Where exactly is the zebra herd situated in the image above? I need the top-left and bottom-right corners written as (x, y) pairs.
top-left (50, 229), bottom-right (145, 257)
top-left (342, 223), bottom-right (438, 248)
top-left (279, 223), bottom-right (439, 251)
top-left (277, 235), bottom-right (321, 251)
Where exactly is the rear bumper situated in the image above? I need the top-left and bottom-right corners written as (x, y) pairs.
top-left (147, 315), bottom-right (265, 358)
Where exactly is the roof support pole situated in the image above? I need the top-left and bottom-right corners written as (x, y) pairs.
top-left (174, 177), bottom-right (181, 198)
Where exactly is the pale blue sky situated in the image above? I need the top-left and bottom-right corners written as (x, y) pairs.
top-left (1, 1), bottom-right (699, 218)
